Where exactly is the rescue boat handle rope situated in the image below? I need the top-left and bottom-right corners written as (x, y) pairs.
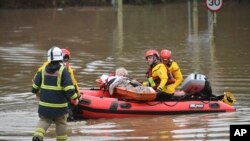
top-left (130, 100), bottom-right (180, 107)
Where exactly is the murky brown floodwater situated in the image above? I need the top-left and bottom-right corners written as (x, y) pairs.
top-left (0, 1), bottom-right (250, 141)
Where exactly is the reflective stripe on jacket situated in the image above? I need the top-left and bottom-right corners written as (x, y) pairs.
top-left (33, 61), bottom-right (80, 96)
top-left (32, 63), bottom-right (77, 117)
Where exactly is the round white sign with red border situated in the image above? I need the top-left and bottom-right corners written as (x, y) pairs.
top-left (205, 0), bottom-right (223, 12)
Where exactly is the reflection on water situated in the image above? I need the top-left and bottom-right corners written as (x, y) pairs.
top-left (172, 113), bottom-right (236, 140)
top-left (0, 1), bottom-right (250, 141)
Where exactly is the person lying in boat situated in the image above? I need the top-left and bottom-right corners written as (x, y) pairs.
top-left (96, 67), bottom-right (128, 92)
top-left (96, 67), bottom-right (155, 96)
top-left (144, 49), bottom-right (178, 100)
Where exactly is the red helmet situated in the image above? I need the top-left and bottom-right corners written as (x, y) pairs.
top-left (61, 48), bottom-right (71, 58)
top-left (145, 49), bottom-right (160, 59)
top-left (160, 49), bottom-right (172, 60)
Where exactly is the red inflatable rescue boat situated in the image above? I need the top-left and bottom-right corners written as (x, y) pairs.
top-left (75, 73), bottom-right (236, 119)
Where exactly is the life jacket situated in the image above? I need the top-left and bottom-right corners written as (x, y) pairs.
top-left (164, 60), bottom-right (176, 84)
top-left (146, 64), bottom-right (175, 86)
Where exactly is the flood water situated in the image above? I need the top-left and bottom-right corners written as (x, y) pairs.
top-left (0, 1), bottom-right (250, 141)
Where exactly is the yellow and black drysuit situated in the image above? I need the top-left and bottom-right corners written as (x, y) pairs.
top-left (32, 62), bottom-right (78, 141)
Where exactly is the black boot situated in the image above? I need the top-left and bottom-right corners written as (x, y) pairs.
top-left (32, 136), bottom-right (42, 141)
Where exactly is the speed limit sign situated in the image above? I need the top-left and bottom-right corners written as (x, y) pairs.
top-left (205, 0), bottom-right (223, 12)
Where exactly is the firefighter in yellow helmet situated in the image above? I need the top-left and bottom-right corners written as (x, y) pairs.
top-left (32, 46), bottom-right (78, 141)
top-left (160, 49), bottom-right (183, 94)
top-left (144, 49), bottom-right (173, 100)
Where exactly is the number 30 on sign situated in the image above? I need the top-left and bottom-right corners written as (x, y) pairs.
top-left (205, 0), bottom-right (223, 12)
